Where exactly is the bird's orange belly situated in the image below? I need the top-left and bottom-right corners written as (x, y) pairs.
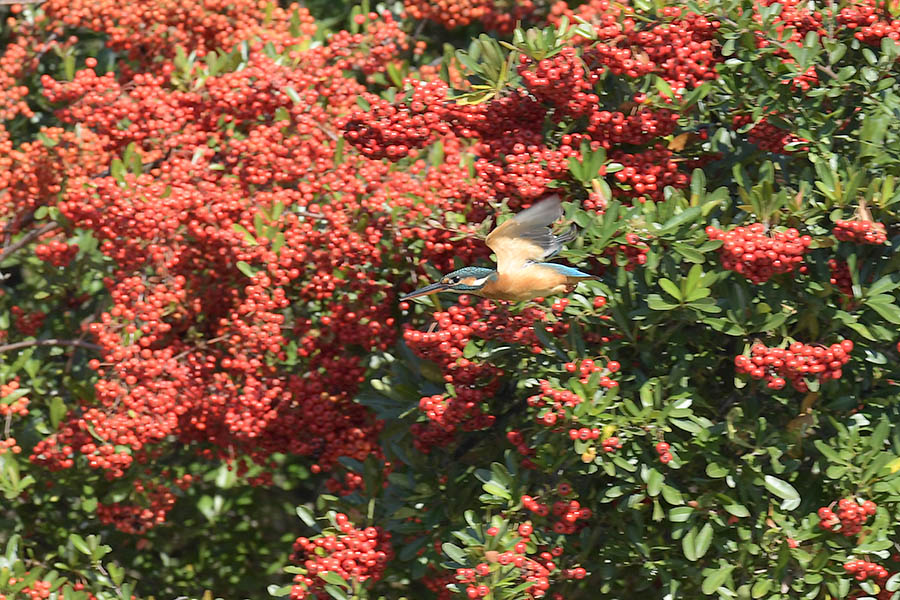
top-left (479, 268), bottom-right (570, 302)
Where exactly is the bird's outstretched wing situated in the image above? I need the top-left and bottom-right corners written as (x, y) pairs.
top-left (485, 194), bottom-right (577, 274)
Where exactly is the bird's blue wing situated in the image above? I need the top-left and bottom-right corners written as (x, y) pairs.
top-left (536, 263), bottom-right (599, 280)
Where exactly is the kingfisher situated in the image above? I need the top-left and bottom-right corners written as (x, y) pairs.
top-left (400, 194), bottom-right (599, 303)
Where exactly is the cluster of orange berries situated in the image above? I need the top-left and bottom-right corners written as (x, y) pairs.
top-left (518, 48), bottom-right (598, 118)
top-left (819, 498), bottom-right (877, 537)
top-left (403, 0), bottom-right (490, 28)
top-left (563, 357), bottom-right (620, 385)
top-left (735, 340), bottom-right (854, 392)
top-left (833, 219), bottom-right (888, 245)
top-left (828, 259), bottom-right (854, 298)
top-left (96, 479), bottom-right (179, 534)
top-left (601, 436), bottom-right (623, 453)
top-left (404, 297), bottom-right (577, 451)
top-left (843, 559), bottom-right (890, 582)
top-left (10, 306), bottom-right (45, 336)
top-left (611, 146), bottom-right (687, 202)
top-left (341, 80), bottom-right (448, 160)
top-left (4, 578), bottom-right (52, 600)
top-left (733, 115), bottom-right (808, 154)
top-left (586, 108), bottom-right (678, 148)
top-left (34, 239), bottom-right (78, 267)
top-left (290, 514), bottom-right (393, 600)
top-left (549, 498), bottom-right (592, 534)
top-left (656, 441), bottom-right (673, 464)
top-left (604, 234), bottom-right (650, 271)
top-left (561, 4), bottom-right (720, 93)
top-left (528, 376), bottom-right (618, 429)
top-left (457, 536), bottom-right (554, 600)
top-left (837, 0), bottom-right (900, 45)
top-left (0, 380), bottom-right (30, 420)
top-left (706, 224), bottom-right (811, 284)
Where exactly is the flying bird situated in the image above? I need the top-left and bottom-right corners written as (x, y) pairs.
top-left (400, 194), bottom-right (599, 303)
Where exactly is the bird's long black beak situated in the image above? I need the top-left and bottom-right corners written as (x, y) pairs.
top-left (399, 282), bottom-right (449, 301)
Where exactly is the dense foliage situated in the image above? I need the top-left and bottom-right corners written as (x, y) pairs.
top-left (1, 0), bottom-right (900, 598)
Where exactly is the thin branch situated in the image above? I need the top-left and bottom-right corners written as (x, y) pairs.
top-left (0, 221), bottom-right (59, 264)
top-left (0, 338), bottom-right (102, 355)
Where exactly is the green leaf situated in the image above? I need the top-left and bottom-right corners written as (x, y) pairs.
top-left (702, 564), bottom-right (733, 594)
top-left (284, 86), bottom-right (302, 104)
top-left (296, 505), bottom-right (317, 529)
top-left (318, 571), bottom-right (348, 586)
top-left (70, 534), bottom-right (90, 555)
top-left (682, 526), bottom-right (698, 561)
top-left (670, 506), bottom-right (693, 522)
top-left (236, 261), bottom-right (255, 278)
top-left (49, 397), bottom-right (67, 429)
top-left (661, 484), bottom-right (683, 505)
top-left (694, 522), bottom-right (713, 559)
top-left (658, 207), bottom-right (702, 234)
top-left (323, 585), bottom-right (349, 600)
top-left (764, 475), bottom-right (801, 511)
top-left (723, 504), bottom-right (750, 518)
top-left (647, 294), bottom-right (680, 311)
top-left (646, 468), bottom-right (664, 497)
top-left (659, 279), bottom-right (683, 302)
top-left (482, 481), bottom-right (511, 500)
top-left (751, 578), bottom-right (771, 598)
top-left (866, 296), bottom-right (900, 324)
top-left (442, 542), bottom-right (467, 565)
top-left (232, 224), bottom-right (257, 245)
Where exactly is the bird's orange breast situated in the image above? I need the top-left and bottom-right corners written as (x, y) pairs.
top-left (478, 265), bottom-right (571, 302)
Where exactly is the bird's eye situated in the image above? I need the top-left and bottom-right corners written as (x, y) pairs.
top-left (447, 276), bottom-right (460, 284)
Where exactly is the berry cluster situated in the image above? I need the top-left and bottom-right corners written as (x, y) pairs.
top-left (833, 219), bottom-right (888, 245)
top-left (521, 494), bottom-right (592, 536)
top-left (586, 109), bottom-right (678, 149)
top-left (559, 4), bottom-right (720, 93)
top-left (563, 357), bottom-right (621, 385)
top-left (0, 379), bottom-right (30, 420)
top-left (611, 146), bottom-right (687, 202)
top-left (96, 479), bottom-right (178, 534)
top-left (403, 0), bottom-right (489, 28)
top-left (518, 48), bottom-right (598, 117)
top-left (34, 239), bottom-right (78, 267)
top-left (828, 259), bottom-right (854, 299)
top-left (733, 115), bottom-right (808, 154)
top-left (753, 0), bottom-right (824, 50)
top-left (837, 0), bottom-right (900, 45)
top-left (843, 559), bottom-right (890, 583)
top-left (734, 340), bottom-right (854, 392)
top-left (602, 436), bottom-right (623, 453)
top-left (457, 519), bottom-right (557, 598)
top-left (290, 514), bottom-right (393, 600)
top-left (528, 376), bottom-right (618, 429)
top-left (341, 80), bottom-right (448, 160)
top-left (818, 498), bottom-right (877, 537)
top-left (656, 441), bottom-right (673, 464)
top-left (604, 234), bottom-right (650, 271)
top-left (706, 224), bottom-right (811, 284)
top-left (3, 578), bottom-right (53, 600)
top-left (10, 306), bottom-right (45, 336)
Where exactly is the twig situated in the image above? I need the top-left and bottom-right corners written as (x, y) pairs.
top-left (0, 338), bottom-right (102, 355)
top-left (0, 221), bottom-right (59, 264)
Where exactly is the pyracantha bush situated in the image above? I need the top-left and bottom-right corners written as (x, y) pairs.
top-left (1, 0), bottom-right (900, 598)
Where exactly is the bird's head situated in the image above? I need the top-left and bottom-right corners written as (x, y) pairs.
top-left (399, 267), bottom-right (497, 301)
